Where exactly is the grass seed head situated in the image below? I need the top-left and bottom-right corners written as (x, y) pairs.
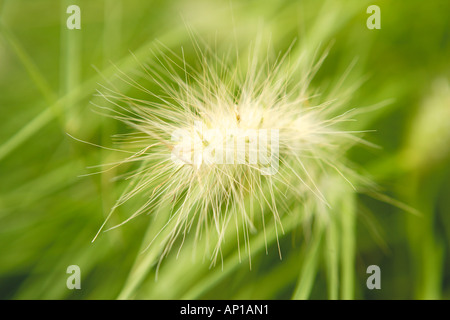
top-left (92, 39), bottom-right (365, 266)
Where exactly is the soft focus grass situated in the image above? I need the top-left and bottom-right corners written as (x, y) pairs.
top-left (0, 0), bottom-right (449, 300)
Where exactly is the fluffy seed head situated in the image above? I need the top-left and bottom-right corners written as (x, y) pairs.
top-left (91, 39), bottom-right (364, 267)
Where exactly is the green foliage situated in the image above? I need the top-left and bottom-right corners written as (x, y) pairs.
top-left (0, 0), bottom-right (449, 299)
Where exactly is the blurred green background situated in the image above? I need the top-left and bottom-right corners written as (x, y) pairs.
top-left (0, 0), bottom-right (449, 299)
